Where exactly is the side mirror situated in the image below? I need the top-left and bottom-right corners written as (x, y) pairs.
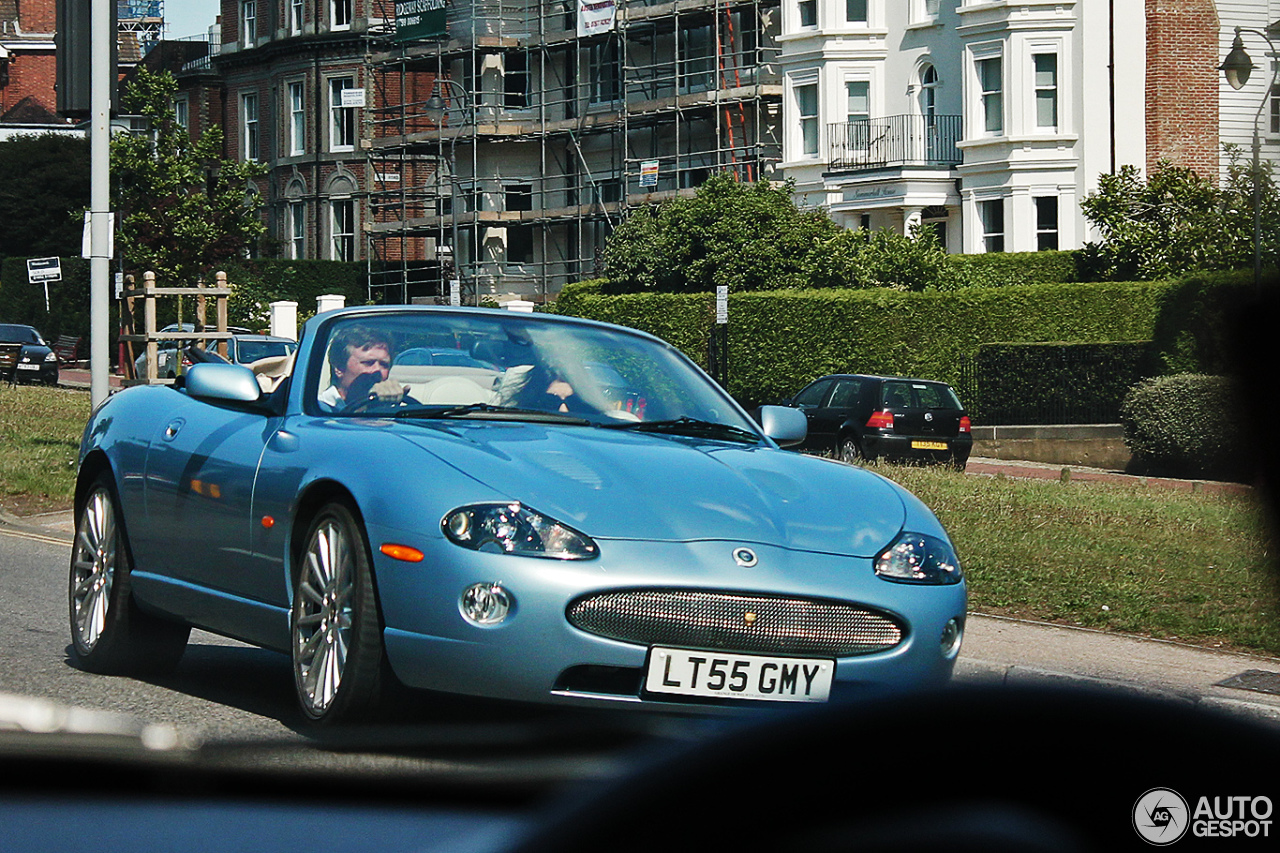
top-left (758, 405), bottom-right (807, 447)
top-left (185, 363), bottom-right (262, 404)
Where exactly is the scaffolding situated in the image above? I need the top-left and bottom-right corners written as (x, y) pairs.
top-left (364, 0), bottom-right (781, 305)
top-left (119, 0), bottom-right (164, 59)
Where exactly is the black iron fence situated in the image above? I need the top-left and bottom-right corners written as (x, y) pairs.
top-left (828, 114), bottom-right (963, 171)
top-left (953, 342), bottom-right (1159, 426)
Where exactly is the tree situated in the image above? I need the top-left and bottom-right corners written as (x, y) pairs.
top-left (601, 172), bottom-right (963, 293)
top-left (1079, 159), bottom-right (1279, 281)
top-left (0, 133), bottom-right (90, 259)
top-left (111, 67), bottom-right (266, 286)
top-left (602, 173), bottom-right (841, 293)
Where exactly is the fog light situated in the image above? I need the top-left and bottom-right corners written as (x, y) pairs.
top-left (461, 583), bottom-right (512, 625)
top-left (940, 617), bottom-right (963, 658)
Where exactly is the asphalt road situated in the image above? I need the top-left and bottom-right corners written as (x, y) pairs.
top-left (0, 527), bottom-right (302, 742)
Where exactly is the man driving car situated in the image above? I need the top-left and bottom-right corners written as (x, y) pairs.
top-left (317, 324), bottom-right (406, 410)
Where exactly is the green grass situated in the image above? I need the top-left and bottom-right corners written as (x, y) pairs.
top-left (880, 463), bottom-right (1280, 656)
top-left (0, 383), bottom-right (88, 513)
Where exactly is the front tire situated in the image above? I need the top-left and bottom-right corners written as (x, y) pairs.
top-left (68, 475), bottom-right (190, 675)
top-left (291, 501), bottom-right (388, 724)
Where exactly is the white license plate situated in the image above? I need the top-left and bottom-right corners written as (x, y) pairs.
top-left (645, 647), bottom-right (834, 703)
top-left (16, 364), bottom-right (39, 371)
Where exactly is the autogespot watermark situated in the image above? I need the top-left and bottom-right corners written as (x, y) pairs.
top-left (1133, 788), bottom-right (1273, 844)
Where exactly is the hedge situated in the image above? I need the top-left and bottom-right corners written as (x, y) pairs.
top-left (947, 250), bottom-right (1079, 287)
top-left (551, 271), bottom-right (1255, 408)
top-left (1120, 374), bottom-right (1248, 480)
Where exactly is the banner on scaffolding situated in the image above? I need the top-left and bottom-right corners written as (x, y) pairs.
top-left (394, 0), bottom-right (448, 41)
top-left (577, 0), bottom-right (617, 37)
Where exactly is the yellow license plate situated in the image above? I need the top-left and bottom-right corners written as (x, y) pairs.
top-left (911, 441), bottom-right (948, 451)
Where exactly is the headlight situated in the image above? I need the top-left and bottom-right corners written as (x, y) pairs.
top-left (442, 503), bottom-right (598, 560)
top-left (44, 352), bottom-right (58, 363)
top-left (874, 532), bottom-right (963, 584)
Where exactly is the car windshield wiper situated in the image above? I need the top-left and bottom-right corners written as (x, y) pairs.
top-left (600, 416), bottom-right (761, 443)
top-left (394, 402), bottom-right (592, 425)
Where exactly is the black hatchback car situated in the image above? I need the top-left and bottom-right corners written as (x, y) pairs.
top-left (781, 373), bottom-right (972, 468)
top-left (0, 323), bottom-right (59, 385)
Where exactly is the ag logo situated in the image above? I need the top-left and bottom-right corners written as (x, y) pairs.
top-left (1134, 788), bottom-right (1190, 845)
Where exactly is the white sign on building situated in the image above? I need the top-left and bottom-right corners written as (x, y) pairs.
top-left (577, 0), bottom-right (617, 37)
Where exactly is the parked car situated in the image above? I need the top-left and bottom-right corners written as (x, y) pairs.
top-left (780, 373), bottom-right (972, 468)
top-left (225, 334), bottom-right (297, 367)
top-left (0, 323), bottom-right (59, 385)
top-left (132, 324), bottom-right (263, 379)
top-left (70, 306), bottom-right (966, 724)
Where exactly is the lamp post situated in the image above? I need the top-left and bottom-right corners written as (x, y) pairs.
top-left (424, 79), bottom-right (474, 305)
top-left (1220, 25), bottom-right (1278, 291)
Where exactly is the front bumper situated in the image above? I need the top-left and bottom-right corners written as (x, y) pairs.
top-left (371, 535), bottom-right (966, 711)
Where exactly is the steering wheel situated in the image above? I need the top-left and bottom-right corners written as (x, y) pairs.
top-left (339, 372), bottom-right (410, 415)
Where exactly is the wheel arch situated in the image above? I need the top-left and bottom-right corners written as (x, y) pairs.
top-left (289, 479), bottom-right (364, 581)
top-left (74, 450), bottom-right (115, 516)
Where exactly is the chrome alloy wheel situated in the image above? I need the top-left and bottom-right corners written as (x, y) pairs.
top-left (70, 487), bottom-right (118, 653)
top-left (293, 517), bottom-right (356, 717)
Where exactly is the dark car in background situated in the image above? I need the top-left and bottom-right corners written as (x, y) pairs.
top-left (781, 373), bottom-right (972, 468)
top-left (0, 323), bottom-right (59, 385)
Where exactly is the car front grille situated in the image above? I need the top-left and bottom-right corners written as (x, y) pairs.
top-left (566, 589), bottom-right (904, 657)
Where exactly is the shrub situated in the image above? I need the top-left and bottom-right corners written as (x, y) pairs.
top-left (1119, 374), bottom-right (1248, 480)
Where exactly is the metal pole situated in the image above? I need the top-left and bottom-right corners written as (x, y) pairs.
top-left (89, 0), bottom-right (112, 407)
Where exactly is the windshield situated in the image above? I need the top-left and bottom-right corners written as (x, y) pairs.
top-left (308, 310), bottom-right (757, 432)
top-left (0, 324), bottom-right (41, 345)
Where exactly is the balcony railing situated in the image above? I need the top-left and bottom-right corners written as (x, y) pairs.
top-left (828, 114), bottom-right (962, 171)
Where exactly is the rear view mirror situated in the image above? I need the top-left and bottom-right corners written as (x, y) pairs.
top-left (184, 363), bottom-right (262, 404)
top-left (758, 405), bottom-right (807, 447)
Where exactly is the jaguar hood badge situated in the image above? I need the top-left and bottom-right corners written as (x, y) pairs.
top-left (733, 547), bottom-right (758, 568)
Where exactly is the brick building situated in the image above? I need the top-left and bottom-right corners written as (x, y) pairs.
top-left (0, 0), bottom-right (72, 138)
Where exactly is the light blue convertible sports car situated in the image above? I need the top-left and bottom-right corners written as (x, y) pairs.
top-left (69, 306), bottom-right (966, 724)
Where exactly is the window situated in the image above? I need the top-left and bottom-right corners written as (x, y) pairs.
top-left (1033, 54), bottom-right (1058, 130)
top-left (173, 96), bottom-right (188, 130)
top-left (980, 199), bottom-right (1004, 253)
top-left (589, 42), bottom-right (620, 104)
top-left (329, 77), bottom-right (356, 151)
top-left (330, 199), bottom-right (355, 261)
top-left (846, 80), bottom-right (870, 124)
top-left (289, 82), bottom-right (306, 155)
top-left (912, 0), bottom-right (940, 23)
top-left (680, 25), bottom-right (715, 94)
top-left (1271, 82), bottom-right (1278, 135)
top-left (846, 0), bottom-right (867, 24)
top-left (291, 0), bottom-right (304, 34)
top-left (289, 201), bottom-right (306, 259)
top-left (241, 0), bottom-right (257, 47)
top-left (976, 56), bottom-right (1003, 134)
top-left (504, 52), bottom-right (529, 109)
top-left (846, 80), bottom-right (870, 151)
top-left (920, 64), bottom-right (938, 118)
top-left (796, 83), bottom-right (819, 157)
top-left (505, 183), bottom-right (533, 212)
top-left (793, 379), bottom-right (834, 407)
top-left (332, 0), bottom-right (352, 31)
top-left (798, 0), bottom-right (816, 27)
top-left (1035, 197), bottom-right (1059, 251)
top-left (508, 226), bottom-right (534, 264)
top-left (241, 92), bottom-right (259, 162)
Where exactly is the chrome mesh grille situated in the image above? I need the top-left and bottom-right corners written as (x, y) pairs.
top-left (566, 589), bottom-right (903, 657)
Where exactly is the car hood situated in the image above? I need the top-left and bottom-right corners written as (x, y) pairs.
top-left (397, 422), bottom-right (905, 557)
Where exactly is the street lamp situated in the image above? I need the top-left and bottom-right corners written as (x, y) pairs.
top-left (1220, 25), bottom-right (1278, 291)
top-left (424, 78), bottom-right (474, 305)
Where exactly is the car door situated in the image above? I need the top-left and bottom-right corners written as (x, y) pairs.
top-left (823, 377), bottom-right (865, 442)
top-left (141, 392), bottom-right (280, 603)
top-left (788, 378), bottom-right (836, 451)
